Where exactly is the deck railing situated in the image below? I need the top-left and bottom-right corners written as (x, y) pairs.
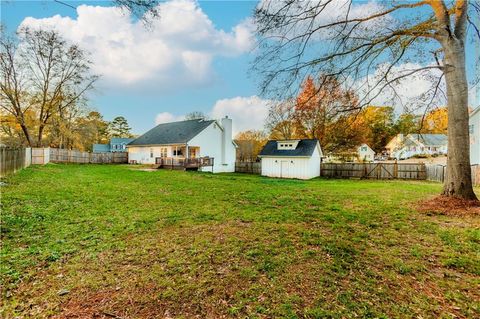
top-left (155, 157), bottom-right (214, 169)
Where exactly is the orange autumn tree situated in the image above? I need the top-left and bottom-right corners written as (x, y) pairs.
top-left (294, 75), bottom-right (360, 151)
top-left (235, 130), bottom-right (267, 162)
top-left (421, 107), bottom-right (448, 134)
top-left (350, 106), bottom-right (397, 152)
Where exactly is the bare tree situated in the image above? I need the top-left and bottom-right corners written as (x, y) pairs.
top-left (254, 0), bottom-right (479, 200)
top-left (0, 28), bottom-right (98, 147)
top-left (265, 99), bottom-right (296, 139)
top-left (0, 33), bottom-right (33, 146)
top-left (185, 111), bottom-right (209, 121)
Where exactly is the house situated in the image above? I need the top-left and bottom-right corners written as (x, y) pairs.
top-left (385, 134), bottom-right (447, 159)
top-left (93, 138), bottom-right (135, 153)
top-left (470, 106), bottom-right (480, 165)
top-left (357, 143), bottom-right (375, 162)
top-left (258, 139), bottom-right (322, 179)
top-left (127, 117), bottom-right (236, 173)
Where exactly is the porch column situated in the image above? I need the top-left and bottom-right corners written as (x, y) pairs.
top-left (186, 143), bottom-right (189, 159)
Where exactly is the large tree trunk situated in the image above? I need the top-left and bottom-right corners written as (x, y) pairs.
top-left (37, 124), bottom-right (45, 147)
top-left (20, 123), bottom-right (33, 147)
top-left (442, 38), bottom-right (477, 200)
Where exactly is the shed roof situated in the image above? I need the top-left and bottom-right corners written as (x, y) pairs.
top-left (259, 139), bottom-right (319, 157)
top-left (128, 119), bottom-right (215, 146)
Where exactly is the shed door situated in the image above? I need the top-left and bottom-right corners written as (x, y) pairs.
top-left (280, 160), bottom-right (292, 178)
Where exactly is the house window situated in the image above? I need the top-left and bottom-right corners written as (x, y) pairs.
top-left (470, 124), bottom-right (474, 134)
top-left (173, 149), bottom-right (183, 156)
top-left (150, 148), bottom-right (154, 158)
top-left (160, 147), bottom-right (167, 158)
top-left (361, 146), bottom-right (367, 151)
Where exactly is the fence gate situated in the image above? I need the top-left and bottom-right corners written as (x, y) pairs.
top-left (364, 163), bottom-right (395, 179)
top-left (320, 163), bottom-right (426, 180)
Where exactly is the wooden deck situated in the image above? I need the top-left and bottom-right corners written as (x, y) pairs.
top-left (155, 157), bottom-right (214, 170)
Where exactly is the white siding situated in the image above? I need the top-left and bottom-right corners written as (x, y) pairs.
top-left (127, 146), bottom-right (177, 164)
top-left (471, 109), bottom-right (480, 165)
top-left (260, 145), bottom-right (321, 180)
top-left (357, 144), bottom-right (375, 162)
top-left (189, 121), bottom-right (236, 173)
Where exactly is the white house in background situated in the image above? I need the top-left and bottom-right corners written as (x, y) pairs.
top-left (127, 117), bottom-right (236, 173)
top-left (385, 133), bottom-right (448, 159)
top-left (357, 143), bottom-right (375, 162)
top-left (258, 139), bottom-right (322, 179)
top-left (470, 107), bottom-right (480, 165)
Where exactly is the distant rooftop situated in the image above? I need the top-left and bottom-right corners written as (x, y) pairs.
top-left (405, 134), bottom-right (447, 146)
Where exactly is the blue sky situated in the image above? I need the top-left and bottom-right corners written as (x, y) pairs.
top-left (2, 0), bottom-right (260, 134)
top-left (2, 0), bottom-right (479, 135)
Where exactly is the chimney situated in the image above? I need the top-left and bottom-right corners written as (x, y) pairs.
top-left (221, 116), bottom-right (232, 164)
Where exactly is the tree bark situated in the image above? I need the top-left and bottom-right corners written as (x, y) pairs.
top-left (37, 124), bottom-right (45, 147)
top-left (20, 123), bottom-right (33, 147)
top-left (442, 38), bottom-right (478, 200)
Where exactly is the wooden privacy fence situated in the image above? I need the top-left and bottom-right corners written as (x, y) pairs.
top-left (1, 147), bottom-right (128, 176)
top-left (235, 161), bottom-right (261, 174)
top-left (0, 147), bottom-right (31, 177)
top-left (321, 163), bottom-right (426, 180)
top-left (426, 164), bottom-right (480, 186)
top-left (49, 148), bottom-right (128, 164)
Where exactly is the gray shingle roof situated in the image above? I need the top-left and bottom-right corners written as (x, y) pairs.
top-left (259, 139), bottom-right (319, 157)
top-left (405, 134), bottom-right (447, 147)
top-left (128, 119), bottom-right (215, 146)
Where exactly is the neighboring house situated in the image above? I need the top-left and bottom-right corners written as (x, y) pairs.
top-left (357, 143), bottom-right (375, 162)
top-left (93, 138), bottom-right (135, 153)
top-left (127, 117), bottom-right (236, 173)
top-left (258, 139), bottom-right (322, 179)
top-left (385, 134), bottom-right (448, 159)
top-left (470, 106), bottom-right (480, 165)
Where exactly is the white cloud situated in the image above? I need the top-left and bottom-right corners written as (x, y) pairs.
top-left (155, 112), bottom-right (184, 125)
top-left (210, 96), bottom-right (270, 134)
top-left (153, 95), bottom-right (270, 133)
top-left (20, 0), bottom-right (254, 91)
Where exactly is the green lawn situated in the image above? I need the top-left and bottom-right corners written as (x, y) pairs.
top-left (1, 164), bottom-right (479, 318)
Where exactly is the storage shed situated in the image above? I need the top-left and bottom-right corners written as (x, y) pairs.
top-left (258, 139), bottom-right (322, 179)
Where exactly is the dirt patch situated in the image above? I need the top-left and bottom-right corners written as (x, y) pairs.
top-left (417, 195), bottom-right (480, 217)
